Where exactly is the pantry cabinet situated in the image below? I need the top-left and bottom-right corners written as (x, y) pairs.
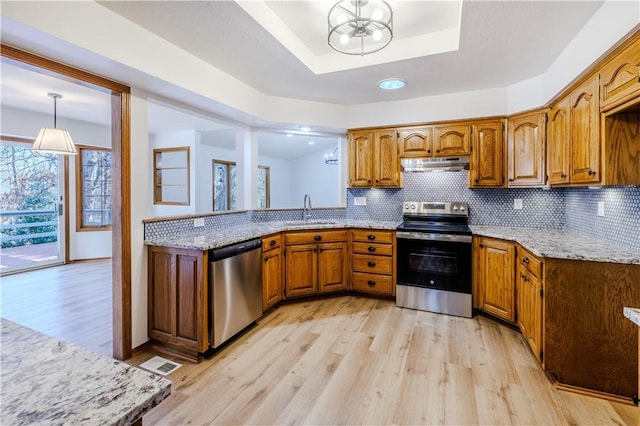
top-left (469, 120), bottom-right (505, 187)
top-left (284, 230), bottom-right (349, 298)
top-left (507, 110), bottom-right (547, 187)
top-left (474, 236), bottom-right (516, 323)
top-left (348, 130), bottom-right (401, 188)
top-left (262, 234), bottom-right (283, 311)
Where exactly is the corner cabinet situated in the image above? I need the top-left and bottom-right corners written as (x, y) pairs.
top-left (469, 120), bottom-right (505, 187)
top-left (516, 246), bottom-right (543, 363)
top-left (507, 110), bottom-right (547, 187)
top-left (348, 129), bottom-right (401, 188)
top-left (262, 234), bottom-right (283, 311)
top-left (284, 230), bottom-right (349, 297)
top-left (147, 245), bottom-right (209, 361)
top-left (473, 236), bottom-right (516, 323)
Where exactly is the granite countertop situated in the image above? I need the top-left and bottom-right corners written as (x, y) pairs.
top-left (624, 308), bottom-right (640, 327)
top-left (470, 225), bottom-right (640, 265)
top-left (0, 319), bottom-right (171, 426)
top-left (144, 219), bottom-right (401, 250)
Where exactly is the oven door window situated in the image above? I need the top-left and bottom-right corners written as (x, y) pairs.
top-left (397, 238), bottom-right (471, 294)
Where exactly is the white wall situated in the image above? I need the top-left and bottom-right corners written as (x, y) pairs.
top-left (0, 106), bottom-right (112, 260)
top-left (149, 130), bottom-right (197, 217)
top-left (290, 148), bottom-right (341, 208)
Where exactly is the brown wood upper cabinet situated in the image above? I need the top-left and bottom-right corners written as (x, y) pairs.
top-left (398, 127), bottom-right (431, 158)
top-left (547, 97), bottom-right (571, 185)
top-left (599, 33), bottom-right (640, 111)
top-left (469, 120), bottom-right (505, 187)
top-left (507, 110), bottom-right (547, 187)
top-left (348, 130), bottom-right (401, 188)
top-left (432, 124), bottom-right (471, 156)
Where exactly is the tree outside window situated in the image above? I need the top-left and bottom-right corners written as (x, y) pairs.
top-left (76, 146), bottom-right (112, 231)
top-left (213, 160), bottom-right (269, 211)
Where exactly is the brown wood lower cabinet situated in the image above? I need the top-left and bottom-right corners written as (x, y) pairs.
top-left (262, 234), bottom-right (283, 311)
top-left (351, 229), bottom-right (395, 296)
top-left (284, 230), bottom-right (348, 298)
top-left (147, 245), bottom-right (208, 360)
top-left (545, 259), bottom-right (640, 402)
top-left (516, 246), bottom-right (543, 363)
top-left (474, 237), bottom-right (516, 322)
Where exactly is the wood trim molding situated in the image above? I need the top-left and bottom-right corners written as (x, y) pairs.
top-left (74, 145), bottom-right (113, 232)
top-left (1, 43), bottom-right (133, 361)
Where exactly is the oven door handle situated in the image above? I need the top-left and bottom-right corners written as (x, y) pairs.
top-left (396, 231), bottom-right (472, 244)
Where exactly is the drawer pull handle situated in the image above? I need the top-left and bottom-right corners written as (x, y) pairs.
top-left (314, 235), bottom-right (322, 241)
top-left (523, 257), bottom-right (529, 264)
top-left (367, 235), bottom-right (376, 240)
top-left (367, 280), bottom-right (376, 287)
top-left (368, 246), bottom-right (376, 252)
top-left (269, 240), bottom-right (276, 246)
top-left (367, 261), bottom-right (376, 267)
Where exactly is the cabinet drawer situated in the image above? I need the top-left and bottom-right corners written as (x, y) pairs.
top-left (262, 233), bottom-right (282, 252)
top-left (285, 230), bottom-right (348, 245)
top-left (352, 253), bottom-right (392, 274)
top-left (518, 246), bottom-right (543, 279)
top-left (353, 272), bottom-right (393, 295)
top-left (351, 242), bottom-right (393, 256)
top-left (351, 229), bottom-right (394, 244)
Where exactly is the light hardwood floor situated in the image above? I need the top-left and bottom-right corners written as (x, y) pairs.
top-left (0, 259), bottom-right (112, 358)
top-left (130, 296), bottom-right (637, 425)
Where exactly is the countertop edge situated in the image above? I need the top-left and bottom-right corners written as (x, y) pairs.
top-left (624, 307), bottom-right (640, 327)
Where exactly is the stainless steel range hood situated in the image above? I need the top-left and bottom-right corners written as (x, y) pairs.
top-left (400, 157), bottom-right (470, 172)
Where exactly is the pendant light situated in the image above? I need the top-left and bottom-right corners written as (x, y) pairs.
top-left (32, 93), bottom-right (77, 155)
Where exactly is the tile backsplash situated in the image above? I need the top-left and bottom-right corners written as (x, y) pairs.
top-left (347, 171), bottom-right (565, 228)
top-left (565, 186), bottom-right (640, 251)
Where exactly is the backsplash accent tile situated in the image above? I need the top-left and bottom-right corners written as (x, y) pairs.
top-left (347, 172), bottom-right (565, 228)
top-left (565, 186), bottom-right (640, 251)
top-left (252, 208), bottom-right (346, 222)
top-left (144, 211), bottom-right (251, 240)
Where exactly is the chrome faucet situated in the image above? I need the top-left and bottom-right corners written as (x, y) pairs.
top-left (303, 194), bottom-right (312, 221)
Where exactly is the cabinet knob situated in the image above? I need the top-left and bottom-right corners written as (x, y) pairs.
top-left (269, 240), bottom-right (276, 246)
top-left (588, 170), bottom-right (596, 176)
top-left (367, 261), bottom-right (376, 267)
top-left (436, 149), bottom-right (440, 154)
top-left (314, 235), bottom-right (322, 241)
top-left (508, 178), bottom-right (514, 182)
top-left (367, 235), bottom-right (376, 240)
top-left (367, 280), bottom-right (376, 287)
top-left (368, 179), bottom-right (371, 183)
top-left (474, 179), bottom-right (479, 183)
top-left (368, 246), bottom-right (376, 252)
top-left (427, 150), bottom-right (431, 154)
top-left (479, 244), bottom-right (484, 248)
top-left (523, 257), bottom-right (529, 264)
top-left (561, 174), bottom-right (567, 178)
top-left (375, 179), bottom-right (379, 183)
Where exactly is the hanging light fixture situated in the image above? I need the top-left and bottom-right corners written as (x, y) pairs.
top-left (328, 0), bottom-right (393, 56)
top-left (32, 93), bottom-right (77, 155)
top-left (324, 147), bottom-right (339, 165)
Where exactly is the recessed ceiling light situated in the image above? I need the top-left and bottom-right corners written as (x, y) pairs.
top-left (286, 133), bottom-right (293, 137)
top-left (378, 78), bottom-right (406, 90)
top-left (308, 141), bottom-right (315, 145)
top-left (300, 126), bottom-right (311, 131)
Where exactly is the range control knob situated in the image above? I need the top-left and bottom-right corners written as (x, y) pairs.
top-left (410, 203), bottom-right (416, 210)
top-left (404, 203), bottom-right (410, 210)
top-left (460, 206), bottom-right (466, 211)
top-left (453, 205), bottom-right (459, 211)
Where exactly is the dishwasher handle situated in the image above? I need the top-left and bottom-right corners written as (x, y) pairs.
top-left (210, 238), bottom-right (262, 261)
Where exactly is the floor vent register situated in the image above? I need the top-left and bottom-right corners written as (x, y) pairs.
top-left (139, 356), bottom-right (182, 376)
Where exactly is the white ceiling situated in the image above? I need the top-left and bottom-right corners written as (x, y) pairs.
top-left (99, 0), bottom-right (603, 105)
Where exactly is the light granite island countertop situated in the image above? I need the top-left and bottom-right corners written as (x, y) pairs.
top-left (0, 319), bottom-right (171, 426)
top-left (469, 226), bottom-right (640, 265)
top-left (624, 307), bottom-right (640, 327)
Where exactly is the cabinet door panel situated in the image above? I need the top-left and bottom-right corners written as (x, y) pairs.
top-left (285, 244), bottom-right (317, 297)
top-left (433, 124), bottom-right (470, 156)
top-left (348, 131), bottom-right (373, 187)
top-left (547, 98), bottom-right (570, 185)
top-left (149, 250), bottom-right (174, 336)
top-left (478, 238), bottom-right (516, 322)
top-left (600, 37), bottom-right (640, 109)
top-left (373, 130), bottom-right (400, 187)
top-left (470, 121), bottom-right (504, 187)
top-left (175, 254), bottom-right (200, 343)
top-left (352, 272), bottom-right (393, 295)
top-left (399, 127), bottom-right (432, 157)
top-left (508, 112), bottom-right (546, 186)
top-left (569, 76), bottom-right (600, 184)
top-left (263, 248), bottom-right (282, 310)
top-left (318, 242), bottom-right (348, 293)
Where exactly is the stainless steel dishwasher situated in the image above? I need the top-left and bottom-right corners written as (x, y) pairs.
top-left (209, 238), bottom-right (263, 349)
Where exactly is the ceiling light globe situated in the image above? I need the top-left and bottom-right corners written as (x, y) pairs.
top-left (372, 30), bottom-right (382, 41)
top-left (340, 34), bottom-right (350, 45)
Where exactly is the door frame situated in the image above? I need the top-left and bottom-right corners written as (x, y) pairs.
top-left (1, 44), bottom-right (132, 360)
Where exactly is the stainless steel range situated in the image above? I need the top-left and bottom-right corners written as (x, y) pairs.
top-left (396, 201), bottom-right (472, 318)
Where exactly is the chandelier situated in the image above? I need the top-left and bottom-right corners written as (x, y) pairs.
top-left (324, 147), bottom-right (339, 165)
top-left (328, 0), bottom-right (393, 56)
